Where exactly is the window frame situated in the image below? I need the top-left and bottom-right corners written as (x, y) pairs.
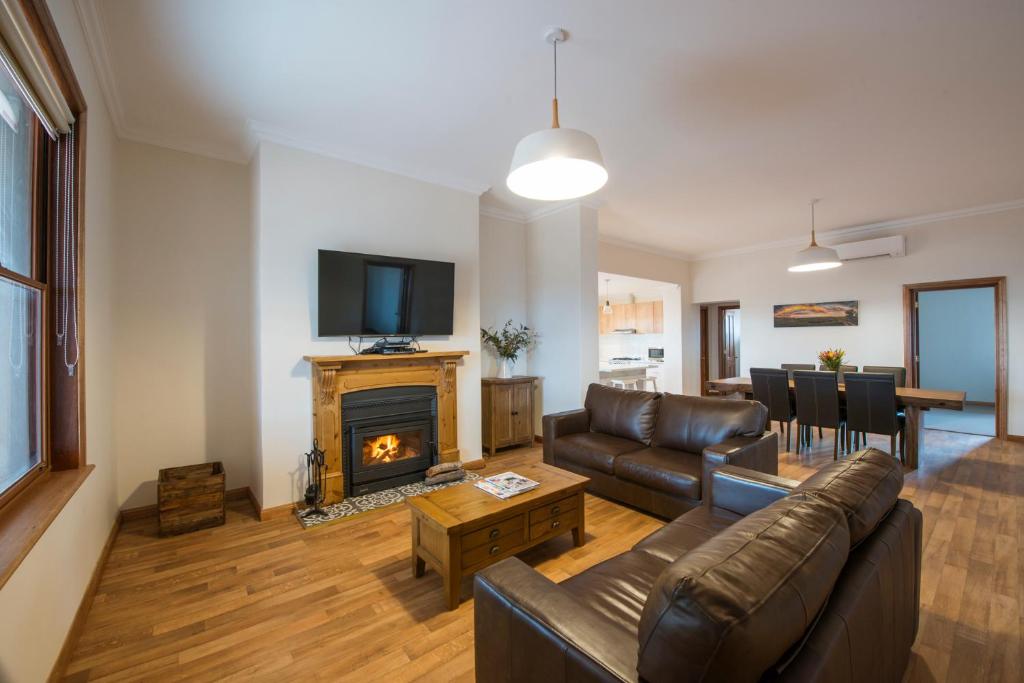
top-left (0, 0), bottom-right (87, 512)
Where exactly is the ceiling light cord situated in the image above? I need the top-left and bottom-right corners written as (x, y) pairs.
top-left (551, 37), bottom-right (560, 128)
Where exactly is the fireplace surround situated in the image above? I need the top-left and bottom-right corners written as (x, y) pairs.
top-left (342, 386), bottom-right (438, 496)
top-left (305, 351), bottom-right (468, 504)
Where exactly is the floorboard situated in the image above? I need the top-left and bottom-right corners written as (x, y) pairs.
top-left (61, 429), bottom-right (1024, 682)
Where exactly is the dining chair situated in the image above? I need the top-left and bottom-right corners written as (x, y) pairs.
top-left (862, 365), bottom-right (907, 388)
top-left (818, 364), bottom-right (858, 382)
top-left (751, 368), bottom-right (796, 451)
top-left (793, 370), bottom-right (848, 460)
top-left (843, 372), bottom-right (905, 464)
top-left (781, 363), bottom-right (814, 379)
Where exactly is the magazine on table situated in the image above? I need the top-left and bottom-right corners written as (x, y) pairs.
top-left (474, 471), bottom-right (540, 499)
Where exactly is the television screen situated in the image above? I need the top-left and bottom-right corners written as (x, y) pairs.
top-left (318, 249), bottom-right (455, 336)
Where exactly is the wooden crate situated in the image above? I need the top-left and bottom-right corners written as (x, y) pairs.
top-left (157, 462), bottom-right (226, 536)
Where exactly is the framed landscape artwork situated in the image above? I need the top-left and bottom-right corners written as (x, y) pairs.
top-left (773, 301), bottom-right (859, 327)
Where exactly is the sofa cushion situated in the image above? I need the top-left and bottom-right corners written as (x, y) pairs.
top-left (795, 447), bottom-right (903, 546)
top-left (561, 550), bottom-right (666, 633)
top-left (554, 432), bottom-right (642, 474)
top-left (633, 505), bottom-right (741, 563)
top-left (637, 494), bottom-right (850, 682)
top-left (613, 447), bottom-right (703, 500)
top-left (651, 394), bottom-right (766, 454)
top-left (585, 383), bottom-right (661, 445)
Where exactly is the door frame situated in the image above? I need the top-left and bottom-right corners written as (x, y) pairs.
top-left (902, 276), bottom-right (1007, 440)
top-left (717, 304), bottom-right (740, 380)
top-left (699, 306), bottom-right (709, 394)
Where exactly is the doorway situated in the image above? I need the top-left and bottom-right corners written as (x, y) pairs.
top-left (699, 302), bottom-right (740, 394)
top-left (904, 277), bottom-right (1007, 439)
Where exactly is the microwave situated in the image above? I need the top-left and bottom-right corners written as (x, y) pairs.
top-left (648, 347), bottom-right (664, 360)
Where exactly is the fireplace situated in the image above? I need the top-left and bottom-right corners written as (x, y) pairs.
top-left (341, 385), bottom-right (438, 496)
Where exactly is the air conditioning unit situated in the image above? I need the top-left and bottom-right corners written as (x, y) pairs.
top-left (834, 235), bottom-right (906, 262)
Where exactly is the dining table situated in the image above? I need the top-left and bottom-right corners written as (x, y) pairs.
top-left (704, 377), bottom-right (967, 469)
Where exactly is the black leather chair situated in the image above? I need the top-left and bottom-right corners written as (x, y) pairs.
top-left (818, 364), bottom-right (858, 382)
top-left (781, 363), bottom-right (814, 379)
top-left (751, 368), bottom-right (796, 451)
top-left (862, 365), bottom-right (907, 388)
top-left (793, 370), bottom-right (848, 460)
top-left (843, 372), bottom-right (905, 464)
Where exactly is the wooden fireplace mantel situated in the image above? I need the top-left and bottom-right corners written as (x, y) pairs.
top-left (305, 351), bottom-right (469, 504)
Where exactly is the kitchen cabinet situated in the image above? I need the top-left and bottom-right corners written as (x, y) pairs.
top-left (481, 376), bottom-right (537, 456)
top-left (598, 301), bottom-right (663, 334)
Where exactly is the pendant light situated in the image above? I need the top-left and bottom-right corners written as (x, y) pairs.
top-left (507, 28), bottom-right (608, 201)
top-left (788, 199), bottom-right (842, 272)
top-left (602, 278), bottom-right (613, 314)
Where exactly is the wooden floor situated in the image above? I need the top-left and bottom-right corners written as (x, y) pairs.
top-left (61, 430), bottom-right (1022, 682)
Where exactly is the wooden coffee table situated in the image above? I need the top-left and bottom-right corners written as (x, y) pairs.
top-left (406, 462), bottom-right (589, 609)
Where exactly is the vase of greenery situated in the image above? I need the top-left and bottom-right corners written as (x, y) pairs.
top-left (817, 347), bottom-right (847, 372)
top-left (481, 321), bottom-right (537, 378)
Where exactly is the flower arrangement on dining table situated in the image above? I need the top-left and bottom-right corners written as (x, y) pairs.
top-left (817, 347), bottom-right (847, 372)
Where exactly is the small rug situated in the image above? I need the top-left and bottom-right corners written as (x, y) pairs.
top-left (296, 471), bottom-right (481, 529)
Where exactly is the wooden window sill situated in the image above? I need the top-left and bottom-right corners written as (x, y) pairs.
top-left (0, 465), bottom-right (94, 590)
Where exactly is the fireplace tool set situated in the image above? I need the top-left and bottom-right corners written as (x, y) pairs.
top-left (301, 440), bottom-right (328, 519)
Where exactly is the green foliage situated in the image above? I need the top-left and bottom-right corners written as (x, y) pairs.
top-left (480, 320), bottom-right (538, 362)
top-left (818, 347), bottom-right (847, 371)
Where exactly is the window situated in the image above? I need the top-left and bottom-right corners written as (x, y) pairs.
top-left (0, 0), bottom-right (86, 513)
top-left (0, 65), bottom-right (44, 500)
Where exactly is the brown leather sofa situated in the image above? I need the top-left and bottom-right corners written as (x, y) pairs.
top-left (543, 383), bottom-right (778, 518)
top-left (474, 448), bottom-right (921, 682)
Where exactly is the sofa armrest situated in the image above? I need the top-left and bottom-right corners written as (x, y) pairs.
top-left (709, 465), bottom-right (800, 516)
top-left (701, 431), bottom-right (779, 495)
top-left (543, 409), bottom-right (590, 465)
top-left (474, 557), bottom-right (638, 683)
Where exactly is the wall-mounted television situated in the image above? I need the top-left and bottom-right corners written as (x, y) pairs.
top-left (317, 249), bottom-right (455, 337)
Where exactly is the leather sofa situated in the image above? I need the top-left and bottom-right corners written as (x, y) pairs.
top-left (474, 448), bottom-right (921, 682)
top-left (543, 383), bottom-right (778, 518)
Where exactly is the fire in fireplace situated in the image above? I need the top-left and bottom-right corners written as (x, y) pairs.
top-left (363, 431), bottom-right (422, 466)
top-left (342, 386), bottom-right (438, 496)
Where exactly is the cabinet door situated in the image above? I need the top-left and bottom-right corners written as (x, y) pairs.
top-left (652, 300), bottom-right (663, 333)
top-left (634, 301), bottom-right (655, 333)
top-left (598, 307), bottom-right (611, 334)
top-left (611, 303), bottom-right (636, 330)
top-left (492, 384), bottom-right (514, 446)
top-left (512, 382), bottom-right (533, 442)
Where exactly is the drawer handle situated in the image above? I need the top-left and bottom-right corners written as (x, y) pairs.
top-left (551, 506), bottom-right (560, 515)
top-left (551, 520), bottom-right (561, 529)
top-left (489, 545), bottom-right (500, 555)
top-left (511, 410), bottom-right (518, 415)
top-left (489, 528), bottom-right (500, 539)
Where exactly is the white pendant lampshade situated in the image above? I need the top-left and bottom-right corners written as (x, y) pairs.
top-left (507, 28), bottom-right (607, 201)
top-left (508, 128), bottom-right (607, 201)
top-left (788, 199), bottom-right (842, 272)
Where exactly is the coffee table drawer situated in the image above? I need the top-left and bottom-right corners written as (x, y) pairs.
top-left (462, 535), bottom-right (524, 569)
top-left (529, 495), bottom-right (579, 525)
top-left (529, 508), bottom-right (579, 541)
top-left (461, 515), bottom-right (524, 551)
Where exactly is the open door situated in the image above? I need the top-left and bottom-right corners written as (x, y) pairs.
top-left (718, 305), bottom-right (740, 379)
top-left (699, 306), bottom-right (709, 394)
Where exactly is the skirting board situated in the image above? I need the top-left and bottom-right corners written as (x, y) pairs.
top-left (48, 513), bottom-right (121, 682)
top-left (1008, 434), bottom-right (1024, 443)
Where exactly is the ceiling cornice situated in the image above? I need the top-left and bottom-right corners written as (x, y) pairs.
top-left (692, 198), bottom-right (1024, 261)
top-left (247, 121), bottom-right (491, 195)
top-left (479, 205), bottom-right (527, 223)
top-left (74, 0), bottom-right (123, 131)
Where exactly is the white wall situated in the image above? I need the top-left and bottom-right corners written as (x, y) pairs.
top-left (690, 207), bottom-right (1024, 434)
top-left (525, 205), bottom-right (599, 432)
top-left (112, 141), bottom-right (253, 508)
top-left (479, 213), bottom-right (528, 377)
top-left (597, 241), bottom-right (690, 394)
top-left (919, 288), bottom-right (996, 402)
top-left (253, 141), bottom-right (482, 508)
top-left (0, 1), bottom-right (119, 680)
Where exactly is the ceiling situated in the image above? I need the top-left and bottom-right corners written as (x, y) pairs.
top-left (598, 272), bottom-right (678, 301)
top-left (78, 0), bottom-right (1024, 257)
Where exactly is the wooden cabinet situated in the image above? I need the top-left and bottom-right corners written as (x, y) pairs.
top-left (598, 301), bottom-right (664, 334)
top-left (481, 376), bottom-right (537, 456)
